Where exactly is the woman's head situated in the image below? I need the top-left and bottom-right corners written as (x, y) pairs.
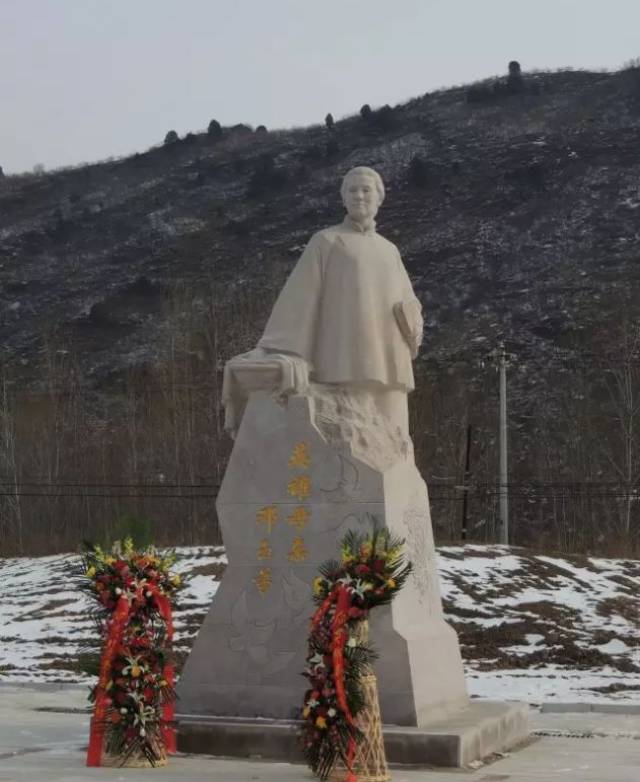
top-left (341, 167), bottom-right (385, 222)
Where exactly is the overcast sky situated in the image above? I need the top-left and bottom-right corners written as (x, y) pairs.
top-left (1, 0), bottom-right (639, 174)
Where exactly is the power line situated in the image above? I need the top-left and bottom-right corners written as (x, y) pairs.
top-left (4, 352), bottom-right (640, 394)
top-left (1, 490), bottom-right (639, 501)
top-left (0, 491), bottom-right (218, 500)
top-left (0, 481), bottom-right (221, 488)
top-left (1, 477), bottom-right (637, 486)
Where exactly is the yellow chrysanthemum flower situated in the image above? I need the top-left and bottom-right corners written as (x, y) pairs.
top-left (302, 706), bottom-right (311, 718)
top-left (86, 566), bottom-right (96, 578)
top-left (315, 716), bottom-right (327, 729)
top-left (312, 577), bottom-right (325, 596)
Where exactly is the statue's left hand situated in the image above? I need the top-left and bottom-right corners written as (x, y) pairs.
top-left (393, 300), bottom-right (423, 359)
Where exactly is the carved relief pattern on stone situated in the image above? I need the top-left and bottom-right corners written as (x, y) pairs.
top-left (311, 385), bottom-right (408, 472)
top-left (282, 569), bottom-right (313, 626)
top-left (403, 503), bottom-right (430, 608)
top-left (227, 590), bottom-right (296, 683)
top-left (228, 590), bottom-right (276, 660)
top-left (318, 452), bottom-right (360, 497)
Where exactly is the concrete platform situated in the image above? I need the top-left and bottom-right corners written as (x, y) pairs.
top-left (177, 701), bottom-right (530, 767)
top-left (3, 685), bottom-right (640, 781)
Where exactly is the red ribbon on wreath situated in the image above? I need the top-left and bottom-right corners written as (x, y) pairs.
top-left (331, 586), bottom-right (357, 782)
top-left (86, 594), bottom-right (130, 766)
top-left (310, 589), bottom-right (338, 630)
top-left (309, 585), bottom-right (357, 782)
top-left (86, 586), bottom-right (177, 765)
top-left (146, 583), bottom-right (177, 753)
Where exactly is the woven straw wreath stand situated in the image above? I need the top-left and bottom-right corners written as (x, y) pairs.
top-left (329, 620), bottom-right (390, 782)
top-left (101, 736), bottom-right (167, 768)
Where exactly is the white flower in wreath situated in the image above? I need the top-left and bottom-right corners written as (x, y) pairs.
top-left (328, 708), bottom-right (337, 717)
top-left (306, 697), bottom-right (320, 708)
top-left (121, 655), bottom-right (146, 679)
top-left (337, 575), bottom-right (354, 587)
top-left (350, 579), bottom-right (373, 600)
top-left (132, 703), bottom-right (156, 728)
top-left (308, 652), bottom-right (325, 670)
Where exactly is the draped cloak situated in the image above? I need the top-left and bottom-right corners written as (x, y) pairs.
top-left (258, 217), bottom-right (423, 392)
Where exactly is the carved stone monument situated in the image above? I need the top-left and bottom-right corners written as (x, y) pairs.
top-left (177, 168), bottom-right (528, 766)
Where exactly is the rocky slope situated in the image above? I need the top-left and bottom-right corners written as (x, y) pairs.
top-left (2, 68), bottom-right (640, 382)
top-left (3, 67), bottom-right (640, 555)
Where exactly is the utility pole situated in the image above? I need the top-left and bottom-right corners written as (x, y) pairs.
top-left (486, 343), bottom-right (515, 545)
top-left (460, 424), bottom-right (472, 542)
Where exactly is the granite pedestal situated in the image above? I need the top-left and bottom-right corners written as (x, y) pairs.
top-left (176, 392), bottom-right (529, 765)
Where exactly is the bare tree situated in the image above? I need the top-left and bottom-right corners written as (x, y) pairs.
top-left (0, 375), bottom-right (23, 554)
top-left (595, 318), bottom-right (640, 541)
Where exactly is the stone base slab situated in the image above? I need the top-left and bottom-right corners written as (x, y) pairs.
top-left (177, 701), bottom-right (530, 768)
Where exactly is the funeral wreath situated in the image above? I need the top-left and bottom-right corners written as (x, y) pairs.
top-left (301, 524), bottom-right (412, 781)
top-left (80, 538), bottom-right (183, 767)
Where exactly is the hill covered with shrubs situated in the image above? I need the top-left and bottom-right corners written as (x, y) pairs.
top-left (2, 64), bottom-right (640, 556)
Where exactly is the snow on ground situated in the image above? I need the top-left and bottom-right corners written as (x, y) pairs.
top-left (0, 547), bottom-right (224, 683)
top-left (439, 545), bottom-right (640, 705)
top-left (1, 545), bottom-right (638, 706)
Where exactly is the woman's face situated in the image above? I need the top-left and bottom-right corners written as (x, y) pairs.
top-left (343, 174), bottom-right (381, 222)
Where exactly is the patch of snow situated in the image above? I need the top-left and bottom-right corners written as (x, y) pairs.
top-left (468, 667), bottom-right (640, 705)
top-left (525, 634), bottom-right (545, 646)
top-left (0, 547), bottom-right (226, 682)
top-left (1, 544), bottom-right (639, 706)
top-left (596, 639), bottom-right (631, 654)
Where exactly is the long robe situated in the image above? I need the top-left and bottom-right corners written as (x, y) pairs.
top-left (258, 217), bottom-right (422, 391)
